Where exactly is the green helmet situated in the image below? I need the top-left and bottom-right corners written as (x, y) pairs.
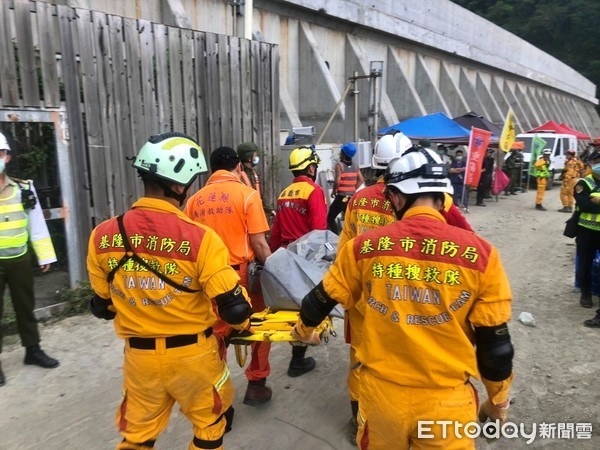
top-left (133, 132), bottom-right (208, 185)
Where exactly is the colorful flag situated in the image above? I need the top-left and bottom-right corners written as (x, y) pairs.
top-left (465, 127), bottom-right (493, 187)
top-left (500, 108), bottom-right (516, 152)
top-left (528, 135), bottom-right (547, 176)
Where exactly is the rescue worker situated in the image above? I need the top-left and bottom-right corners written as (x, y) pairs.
top-left (87, 132), bottom-right (253, 450)
top-left (184, 146), bottom-right (272, 406)
top-left (534, 149), bottom-right (552, 211)
top-left (558, 149), bottom-right (583, 213)
top-left (503, 148), bottom-right (523, 195)
top-left (449, 149), bottom-right (467, 207)
top-left (338, 135), bottom-right (474, 445)
top-left (237, 142), bottom-right (261, 195)
top-left (327, 142), bottom-right (364, 234)
top-left (0, 132), bottom-right (59, 388)
top-left (270, 146), bottom-right (326, 376)
top-left (292, 148), bottom-right (514, 449)
top-left (575, 150), bottom-right (600, 312)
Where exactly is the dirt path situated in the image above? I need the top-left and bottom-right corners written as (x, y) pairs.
top-left (1, 187), bottom-right (598, 449)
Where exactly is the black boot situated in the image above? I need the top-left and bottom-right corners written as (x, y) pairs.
top-left (0, 361), bottom-right (5, 387)
top-left (347, 400), bottom-right (359, 446)
top-left (287, 345), bottom-right (315, 377)
top-left (535, 204), bottom-right (547, 211)
top-left (24, 345), bottom-right (59, 368)
top-left (243, 378), bottom-right (272, 406)
top-left (580, 293), bottom-right (593, 308)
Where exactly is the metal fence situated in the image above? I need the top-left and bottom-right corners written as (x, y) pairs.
top-left (0, 0), bottom-right (280, 283)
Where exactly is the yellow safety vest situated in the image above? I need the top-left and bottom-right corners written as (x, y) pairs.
top-left (0, 185), bottom-right (29, 258)
top-left (578, 176), bottom-right (600, 231)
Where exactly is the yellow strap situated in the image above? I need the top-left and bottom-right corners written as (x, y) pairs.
top-left (234, 344), bottom-right (248, 367)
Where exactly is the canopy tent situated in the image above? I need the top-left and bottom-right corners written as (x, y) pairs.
top-left (558, 123), bottom-right (591, 140)
top-left (527, 120), bottom-right (572, 135)
top-left (378, 112), bottom-right (471, 144)
top-left (453, 111), bottom-right (503, 138)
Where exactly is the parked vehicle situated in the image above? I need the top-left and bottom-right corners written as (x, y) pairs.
top-left (508, 132), bottom-right (577, 189)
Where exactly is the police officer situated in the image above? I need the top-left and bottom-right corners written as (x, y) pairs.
top-left (292, 148), bottom-right (514, 448)
top-left (534, 149), bottom-right (552, 210)
top-left (327, 142), bottom-right (364, 234)
top-left (575, 150), bottom-right (600, 314)
top-left (87, 133), bottom-right (253, 450)
top-left (0, 132), bottom-right (59, 387)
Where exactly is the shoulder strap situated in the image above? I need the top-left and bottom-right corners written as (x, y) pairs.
top-left (106, 214), bottom-right (200, 293)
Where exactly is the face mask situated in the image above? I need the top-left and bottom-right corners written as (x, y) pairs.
top-left (252, 156), bottom-right (260, 166)
top-left (455, 156), bottom-right (463, 161)
top-left (0, 157), bottom-right (5, 173)
top-left (592, 163), bottom-right (600, 175)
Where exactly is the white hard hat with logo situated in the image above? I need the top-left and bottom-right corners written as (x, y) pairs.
top-left (384, 148), bottom-right (453, 195)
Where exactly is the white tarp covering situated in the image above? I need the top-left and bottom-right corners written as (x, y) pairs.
top-left (261, 230), bottom-right (344, 318)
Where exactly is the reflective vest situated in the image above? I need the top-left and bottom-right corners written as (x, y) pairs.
top-left (578, 176), bottom-right (600, 231)
top-left (337, 161), bottom-right (359, 196)
top-left (534, 158), bottom-right (550, 178)
top-left (0, 185), bottom-right (29, 258)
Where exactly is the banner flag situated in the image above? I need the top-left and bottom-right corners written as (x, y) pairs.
top-left (465, 127), bottom-right (493, 187)
top-left (528, 136), bottom-right (547, 176)
top-left (500, 108), bottom-right (516, 152)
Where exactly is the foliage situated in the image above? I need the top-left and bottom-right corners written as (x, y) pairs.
top-left (452, 0), bottom-right (600, 107)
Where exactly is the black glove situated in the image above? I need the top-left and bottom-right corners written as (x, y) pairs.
top-left (90, 294), bottom-right (116, 320)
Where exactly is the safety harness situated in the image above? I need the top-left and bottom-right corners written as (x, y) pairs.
top-left (106, 213), bottom-right (200, 293)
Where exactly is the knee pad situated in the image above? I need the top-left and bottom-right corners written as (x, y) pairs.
top-left (475, 323), bottom-right (514, 381)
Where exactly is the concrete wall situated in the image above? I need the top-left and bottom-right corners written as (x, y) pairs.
top-left (56, 0), bottom-right (600, 141)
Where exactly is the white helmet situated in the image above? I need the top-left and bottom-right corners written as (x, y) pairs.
top-left (372, 133), bottom-right (413, 169)
top-left (133, 132), bottom-right (208, 185)
top-left (384, 148), bottom-right (453, 195)
top-left (542, 148), bottom-right (552, 156)
top-left (0, 132), bottom-right (11, 152)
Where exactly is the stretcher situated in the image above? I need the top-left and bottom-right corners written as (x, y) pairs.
top-left (230, 309), bottom-right (336, 366)
top-left (231, 230), bottom-right (340, 367)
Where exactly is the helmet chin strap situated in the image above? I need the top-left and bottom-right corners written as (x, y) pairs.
top-left (156, 179), bottom-right (192, 207)
top-left (393, 193), bottom-right (417, 220)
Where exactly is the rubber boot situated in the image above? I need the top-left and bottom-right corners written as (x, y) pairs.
top-left (347, 400), bottom-right (359, 446)
top-left (287, 345), bottom-right (316, 377)
top-left (580, 293), bottom-right (593, 308)
top-left (243, 378), bottom-right (272, 406)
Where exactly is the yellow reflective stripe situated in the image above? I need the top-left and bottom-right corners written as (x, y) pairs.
top-left (0, 203), bottom-right (24, 214)
top-left (32, 239), bottom-right (56, 260)
top-left (0, 233), bottom-right (28, 247)
top-left (0, 219), bottom-right (28, 231)
top-left (214, 365), bottom-right (230, 392)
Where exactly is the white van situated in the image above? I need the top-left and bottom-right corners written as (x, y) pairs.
top-left (513, 132), bottom-right (577, 186)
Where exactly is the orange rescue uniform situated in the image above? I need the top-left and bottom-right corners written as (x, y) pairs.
top-left (323, 206), bottom-right (512, 449)
top-left (184, 170), bottom-right (271, 381)
top-left (87, 197), bottom-right (246, 450)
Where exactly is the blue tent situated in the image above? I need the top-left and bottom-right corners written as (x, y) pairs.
top-left (379, 112), bottom-right (471, 144)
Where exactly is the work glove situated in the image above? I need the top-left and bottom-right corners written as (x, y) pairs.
top-left (291, 321), bottom-right (321, 346)
top-left (90, 295), bottom-right (116, 320)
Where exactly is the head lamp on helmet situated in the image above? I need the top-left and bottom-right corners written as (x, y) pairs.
top-left (133, 132), bottom-right (207, 186)
top-left (384, 148), bottom-right (453, 195)
top-left (289, 146), bottom-right (321, 171)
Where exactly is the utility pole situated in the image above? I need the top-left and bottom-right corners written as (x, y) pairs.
top-left (368, 61), bottom-right (383, 149)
